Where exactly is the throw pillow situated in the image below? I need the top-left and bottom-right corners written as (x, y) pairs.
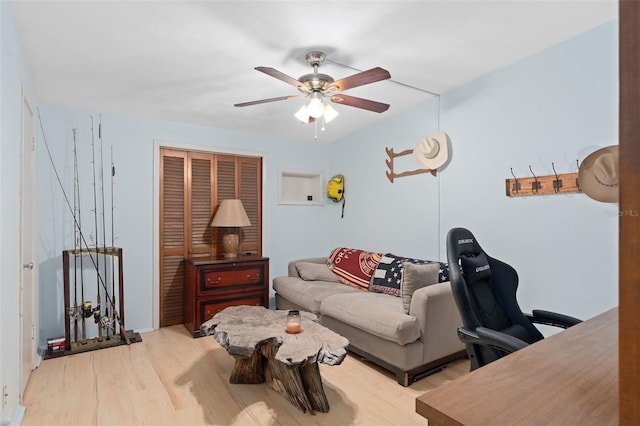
top-left (370, 253), bottom-right (450, 297)
top-left (400, 261), bottom-right (441, 314)
top-left (328, 247), bottom-right (382, 291)
top-left (296, 262), bottom-right (340, 283)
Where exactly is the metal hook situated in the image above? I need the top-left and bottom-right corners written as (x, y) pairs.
top-left (576, 159), bottom-right (581, 191)
top-left (529, 165), bottom-right (541, 194)
top-left (510, 167), bottom-right (520, 195)
top-left (551, 162), bottom-right (563, 193)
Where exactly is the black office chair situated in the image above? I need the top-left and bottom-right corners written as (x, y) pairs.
top-left (446, 227), bottom-right (582, 370)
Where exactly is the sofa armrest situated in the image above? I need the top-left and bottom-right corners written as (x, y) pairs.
top-left (287, 257), bottom-right (328, 278)
top-left (409, 281), bottom-right (465, 361)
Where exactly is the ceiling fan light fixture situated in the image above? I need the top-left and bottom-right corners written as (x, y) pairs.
top-left (323, 103), bottom-right (339, 123)
top-left (294, 104), bottom-right (310, 123)
top-left (307, 92), bottom-right (324, 118)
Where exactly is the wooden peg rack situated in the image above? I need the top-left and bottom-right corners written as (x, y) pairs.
top-left (506, 171), bottom-right (582, 197)
top-left (385, 147), bottom-right (436, 183)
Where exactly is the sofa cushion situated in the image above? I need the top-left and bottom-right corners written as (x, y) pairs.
top-left (370, 253), bottom-right (450, 297)
top-left (328, 247), bottom-right (382, 291)
top-left (296, 262), bottom-right (340, 283)
top-left (400, 262), bottom-right (441, 314)
top-left (272, 276), bottom-right (359, 314)
top-left (320, 292), bottom-right (421, 345)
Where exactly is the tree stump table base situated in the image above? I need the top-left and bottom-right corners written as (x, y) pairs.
top-left (201, 305), bottom-right (349, 414)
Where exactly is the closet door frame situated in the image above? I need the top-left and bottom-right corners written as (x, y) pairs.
top-left (152, 140), bottom-right (267, 330)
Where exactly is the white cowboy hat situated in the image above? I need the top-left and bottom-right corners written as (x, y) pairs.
top-left (413, 131), bottom-right (449, 170)
top-left (578, 145), bottom-right (619, 203)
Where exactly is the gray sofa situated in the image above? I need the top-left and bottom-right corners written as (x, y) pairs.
top-left (273, 256), bottom-right (466, 386)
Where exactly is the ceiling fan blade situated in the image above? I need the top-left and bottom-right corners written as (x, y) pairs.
top-left (327, 67), bottom-right (391, 93)
top-left (331, 94), bottom-right (390, 113)
top-left (255, 67), bottom-right (304, 89)
top-left (234, 95), bottom-right (300, 107)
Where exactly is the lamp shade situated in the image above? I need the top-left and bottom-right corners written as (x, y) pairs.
top-left (294, 104), bottom-right (310, 123)
top-left (307, 92), bottom-right (324, 118)
top-left (323, 103), bottom-right (339, 123)
top-left (211, 199), bottom-right (251, 227)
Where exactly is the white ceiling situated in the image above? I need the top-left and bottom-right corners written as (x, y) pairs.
top-left (11, 1), bottom-right (617, 143)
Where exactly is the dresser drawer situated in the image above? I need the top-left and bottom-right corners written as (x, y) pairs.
top-left (197, 294), bottom-right (266, 333)
top-left (184, 256), bottom-right (269, 337)
top-left (198, 263), bottom-right (265, 295)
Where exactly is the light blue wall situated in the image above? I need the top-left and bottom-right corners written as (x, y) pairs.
top-left (0, 1), bottom-right (37, 421)
top-left (329, 20), bottom-right (619, 321)
top-left (328, 98), bottom-right (442, 259)
top-left (35, 106), bottom-right (332, 341)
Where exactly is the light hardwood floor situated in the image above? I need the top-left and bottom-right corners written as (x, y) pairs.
top-left (22, 325), bottom-right (469, 425)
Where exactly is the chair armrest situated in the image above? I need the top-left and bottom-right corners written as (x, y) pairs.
top-left (527, 309), bottom-right (582, 329)
top-left (458, 326), bottom-right (529, 354)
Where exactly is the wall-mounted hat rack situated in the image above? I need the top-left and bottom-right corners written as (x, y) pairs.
top-left (385, 147), bottom-right (436, 183)
top-left (506, 163), bottom-right (582, 197)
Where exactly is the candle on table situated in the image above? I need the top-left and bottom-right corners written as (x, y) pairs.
top-left (286, 310), bottom-right (301, 334)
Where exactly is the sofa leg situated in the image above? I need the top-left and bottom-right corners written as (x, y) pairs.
top-left (396, 371), bottom-right (411, 387)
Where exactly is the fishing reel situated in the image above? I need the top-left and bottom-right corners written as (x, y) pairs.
top-left (92, 305), bottom-right (102, 324)
top-left (67, 306), bottom-right (80, 320)
top-left (82, 301), bottom-right (94, 319)
top-left (99, 315), bottom-right (113, 330)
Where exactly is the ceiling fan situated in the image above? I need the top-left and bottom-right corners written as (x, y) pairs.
top-left (234, 51), bottom-right (391, 125)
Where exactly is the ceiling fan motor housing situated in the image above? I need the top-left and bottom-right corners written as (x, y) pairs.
top-left (298, 73), bottom-right (334, 92)
top-left (299, 51), bottom-right (334, 93)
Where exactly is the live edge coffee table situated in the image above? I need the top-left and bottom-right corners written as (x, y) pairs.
top-left (200, 305), bottom-right (349, 414)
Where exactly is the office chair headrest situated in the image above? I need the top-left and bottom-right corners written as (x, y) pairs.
top-left (447, 227), bottom-right (484, 259)
top-left (460, 251), bottom-right (492, 286)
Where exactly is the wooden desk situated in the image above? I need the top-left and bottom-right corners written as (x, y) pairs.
top-left (416, 308), bottom-right (618, 426)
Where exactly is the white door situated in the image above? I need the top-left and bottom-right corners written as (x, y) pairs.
top-left (20, 91), bottom-right (37, 398)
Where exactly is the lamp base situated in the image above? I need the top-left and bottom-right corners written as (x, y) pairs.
top-left (222, 233), bottom-right (239, 258)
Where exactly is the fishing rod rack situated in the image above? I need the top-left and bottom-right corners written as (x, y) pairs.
top-left (54, 246), bottom-right (140, 357)
top-left (38, 113), bottom-right (142, 358)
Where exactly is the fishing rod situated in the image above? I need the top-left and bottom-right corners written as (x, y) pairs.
top-left (71, 128), bottom-right (79, 343)
top-left (110, 146), bottom-right (117, 334)
top-left (91, 116), bottom-right (103, 342)
top-left (74, 128), bottom-right (88, 345)
top-left (37, 108), bottom-right (130, 344)
top-left (99, 116), bottom-right (111, 341)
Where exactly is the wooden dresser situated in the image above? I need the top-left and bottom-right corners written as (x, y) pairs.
top-left (183, 256), bottom-right (269, 337)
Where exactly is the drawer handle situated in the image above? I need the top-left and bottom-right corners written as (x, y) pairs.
top-left (206, 276), bottom-right (222, 285)
top-left (246, 273), bottom-right (260, 281)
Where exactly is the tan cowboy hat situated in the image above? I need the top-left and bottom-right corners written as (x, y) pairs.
top-left (578, 145), bottom-right (619, 203)
top-left (413, 131), bottom-right (449, 170)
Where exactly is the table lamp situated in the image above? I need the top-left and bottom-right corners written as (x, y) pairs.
top-left (210, 199), bottom-right (251, 257)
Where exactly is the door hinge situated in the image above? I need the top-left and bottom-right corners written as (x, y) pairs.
top-left (2, 385), bottom-right (7, 409)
